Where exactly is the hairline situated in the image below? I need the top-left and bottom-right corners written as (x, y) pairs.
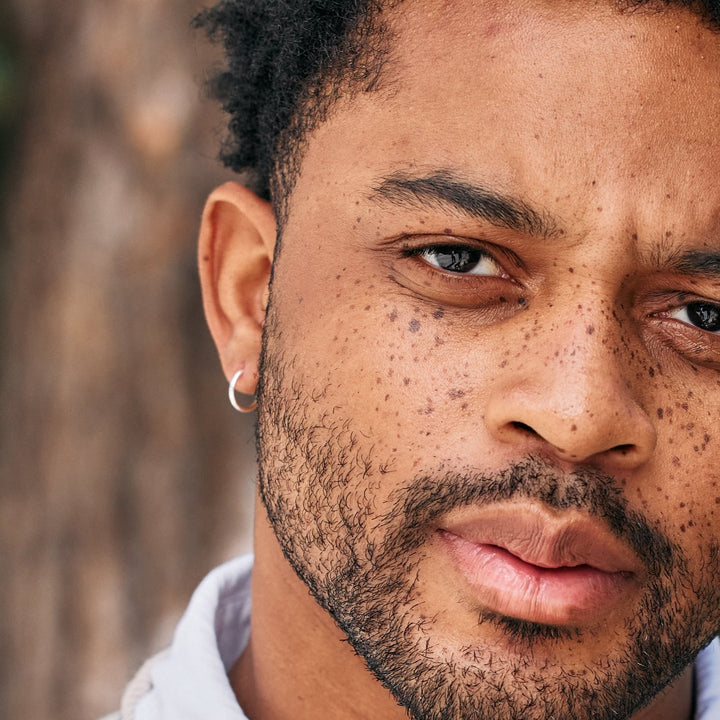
top-left (268, 0), bottom-right (720, 228)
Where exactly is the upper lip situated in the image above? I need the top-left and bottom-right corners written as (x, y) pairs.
top-left (438, 503), bottom-right (643, 575)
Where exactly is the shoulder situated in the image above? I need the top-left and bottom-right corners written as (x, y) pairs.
top-left (101, 555), bottom-right (255, 720)
top-left (696, 638), bottom-right (720, 720)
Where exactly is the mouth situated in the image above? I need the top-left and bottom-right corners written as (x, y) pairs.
top-left (438, 504), bottom-right (642, 627)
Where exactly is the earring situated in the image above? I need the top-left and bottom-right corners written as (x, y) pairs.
top-left (228, 369), bottom-right (257, 413)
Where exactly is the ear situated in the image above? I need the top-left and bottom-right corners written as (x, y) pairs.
top-left (198, 181), bottom-right (276, 395)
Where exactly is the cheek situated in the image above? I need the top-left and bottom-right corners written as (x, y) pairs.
top-left (271, 262), bottom-right (506, 468)
top-left (639, 397), bottom-right (720, 545)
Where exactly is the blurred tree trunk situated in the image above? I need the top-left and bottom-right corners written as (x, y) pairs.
top-left (0, 2), bottom-right (256, 719)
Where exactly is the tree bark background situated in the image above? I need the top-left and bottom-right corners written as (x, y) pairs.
top-left (0, 2), bottom-right (256, 718)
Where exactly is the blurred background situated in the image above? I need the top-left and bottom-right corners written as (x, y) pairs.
top-left (0, 2), bottom-right (257, 718)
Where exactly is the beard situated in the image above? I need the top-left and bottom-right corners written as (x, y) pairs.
top-left (255, 346), bottom-right (720, 720)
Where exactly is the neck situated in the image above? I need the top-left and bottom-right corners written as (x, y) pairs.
top-left (228, 499), bottom-right (407, 720)
top-left (632, 666), bottom-right (694, 720)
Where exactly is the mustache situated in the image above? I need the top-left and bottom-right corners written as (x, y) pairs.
top-left (379, 456), bottom-right (678, 578)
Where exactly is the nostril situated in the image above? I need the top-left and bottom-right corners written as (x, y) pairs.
top-left (614, 444), bottom-right (635, 456)
top-left (511, 421), bottom-right (538, 436)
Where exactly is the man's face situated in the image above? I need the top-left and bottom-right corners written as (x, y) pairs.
top-left (255, 1), bottom-right (720, 718)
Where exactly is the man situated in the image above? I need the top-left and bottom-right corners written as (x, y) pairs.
top-left (115, 0), bottom-right (720, 718)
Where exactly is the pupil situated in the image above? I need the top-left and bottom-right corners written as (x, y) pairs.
top-left (435, 249), bottom-right (479, 272)
top-left (687, 302), bottom-right (720, 332)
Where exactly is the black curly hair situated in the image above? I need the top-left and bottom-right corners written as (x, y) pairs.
top-left (193, 0), bottom-right (395, 211)
top-left (194, 0), bottom-right (720, 212)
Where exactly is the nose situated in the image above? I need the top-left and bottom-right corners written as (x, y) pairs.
top-left (484, 319), bottom-right (657, 471)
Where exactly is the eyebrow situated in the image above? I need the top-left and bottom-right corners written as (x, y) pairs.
top-left (671, 249), bottom-right (720, 279)
top-left (370, 170), bottom-right (560, 239)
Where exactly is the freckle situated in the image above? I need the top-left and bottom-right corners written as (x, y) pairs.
top-left (433, 308), bottom-right (445, 319)
top-left (376, 377), bottom-right (382, 384)
top-left (364, 305), bottom-right (370, 311)
top-left (385, 394), bottom-right (390, 401)
top-left (336, 274), bottom-right (341, 280)
top-left (435, 336), bottom-right (445, 346)
top-left (586, 325), bottom-right (594, 335)
top-left (680, 524), bottom-right (686, 533)
top-left (461, 403), bottom-right (468, 410)
top-left (202, 255), bottom-right (210, 262)
top-left (403, 378), bottom-right (410, 386)
top-left (389, 311), bottom-right (397, 322)
top-left (500, 360), bottom-right (508, 368)
top-left (715, 497), bottom-right (720, 504)
top-left (672, 456), bottom-right (681, 466)
top-left (444, 227), bottom-right (452, 234)
top-left (409, 319), bottom-right (421, 333)
top-left (298, 297), bottom-right (303, 304)
top-left (657, 408), bottom-right (664, 419)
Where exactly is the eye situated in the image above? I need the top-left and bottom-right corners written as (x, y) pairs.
top-left (669, 301), bottom-right (720, 333)
top-left (412, 246), bottom-right (505, 277)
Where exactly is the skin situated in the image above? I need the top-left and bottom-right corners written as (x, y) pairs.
top-left (199, 1), bottom-right (720, 718)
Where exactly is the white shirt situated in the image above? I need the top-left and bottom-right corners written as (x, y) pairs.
top-left (113, 555), bottom-right (720, 720)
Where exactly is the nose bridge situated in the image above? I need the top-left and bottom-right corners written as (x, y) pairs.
top-left (548, 299), bottom-right (625, 419)
top-left (485, 286), bottom-right (657, 467)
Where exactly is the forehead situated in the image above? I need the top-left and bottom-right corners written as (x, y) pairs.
top-left (287, 0), bottom-right (720, 241)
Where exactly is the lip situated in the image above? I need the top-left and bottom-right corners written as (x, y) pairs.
top-left (438, 504), bottom-right (642, 626)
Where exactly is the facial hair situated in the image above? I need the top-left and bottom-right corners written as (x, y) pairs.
top-left (255, 348), bottom-right (720, 720)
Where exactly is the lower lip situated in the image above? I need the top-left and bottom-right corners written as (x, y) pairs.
top-left (439, 530), bottom-right (635, 626)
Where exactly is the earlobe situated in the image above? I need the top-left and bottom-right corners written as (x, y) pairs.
top-left (198, 181), bottom-right (276, 394)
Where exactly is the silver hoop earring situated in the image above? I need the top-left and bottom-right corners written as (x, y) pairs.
top-left (228, 369), bottom-right (257, 413)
